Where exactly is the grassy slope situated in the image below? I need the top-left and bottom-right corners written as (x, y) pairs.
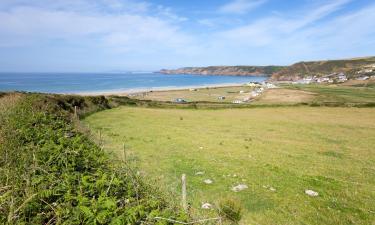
top-left (0, 94), bottom-right (185, 224)
top-left (131, 84), bottom-right (375, 107)
top-left (84, 106), bottom-right (375, 225)
top-left (282, 84), bottom-right (375, 104)
top-left (134, 86), bottom-right (257, 103)
top-left (271, 56), bottom-right (375, 80)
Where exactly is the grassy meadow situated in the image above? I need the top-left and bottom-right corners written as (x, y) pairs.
top-left (283, 83), bottom-right (375, 105)
top-left (84, 106), bottom-right (375, 225)
top-left (131, 86), bottom-right (257, 103)
top-left (129, 82), bottom-right (375, 108)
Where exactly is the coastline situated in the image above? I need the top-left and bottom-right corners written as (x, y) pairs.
top-left (73, 82), bottom-right (250, 96)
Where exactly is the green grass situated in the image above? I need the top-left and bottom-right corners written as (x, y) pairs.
top-left (283, 84), bottom-right (375, 104)
top-left (132, 86), bottom-right (257, 103)
top-left (84, 106), bottom-right (375, 225)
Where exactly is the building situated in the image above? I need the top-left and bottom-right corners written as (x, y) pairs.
top-left (174, 98), bottom-right (187, 103)
top-left (337, 73), bottom-right (347, 82)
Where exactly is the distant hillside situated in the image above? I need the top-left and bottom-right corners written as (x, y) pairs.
top-left (270, 57), bottom-right (375, 81)
top-left (160, 57), bottom-right (375, 81)
top-left (159, 66), bottom-right (285, 76)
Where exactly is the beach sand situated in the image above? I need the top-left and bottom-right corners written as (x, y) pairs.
top-left (74, 82), bottom-right (248, 96)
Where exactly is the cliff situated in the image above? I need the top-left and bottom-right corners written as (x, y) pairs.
top-left (159, 57), bottom-right (375, 81)
top-left (159, 66), bottom-right (285, 76)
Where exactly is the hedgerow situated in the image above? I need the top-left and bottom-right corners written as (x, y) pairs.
top-left (0, 94), bottom-right (186, 224)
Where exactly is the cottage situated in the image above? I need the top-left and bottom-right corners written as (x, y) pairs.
top-left (317, 77), bottom-right (330, 83)
top-left (263, 83), bottom-right (276, 88)
top-left (251, 91), bottom-right (259, 97)
top-left (357, 76), bottom-right (370, 80)
top-left (246, 82), bottom-right (261, 87)
top-left (232, 100), bottom-right (243, 104)
top-left (337, 73), bottom-right (347, 82)
top-left (174, 98), bottom-right (187, 103)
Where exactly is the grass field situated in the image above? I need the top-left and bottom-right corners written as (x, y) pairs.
top-left (84, 106), bottom-right (375, 225)
top-left (131, 86), bottom-right (257, 103)
top-left (129, 83), bottom-right (375, 108)
top-left (283, 84), bottom-right (375, 104)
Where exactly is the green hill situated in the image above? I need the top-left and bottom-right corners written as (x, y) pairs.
top-left (271, 56), bottom-right (375, 81)
top-left (159, 65), bottom-right (285, 76)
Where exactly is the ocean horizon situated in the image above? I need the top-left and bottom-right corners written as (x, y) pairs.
top-left (0, 72), bottom-right (267, 94)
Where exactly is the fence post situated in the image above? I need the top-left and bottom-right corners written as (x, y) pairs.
top-left (98, 129), bottom-right (102, 146)
top-left (181, 174), bottom-right (187, 211)
top-left (123, 143), bottom-right (126, 162)
top-left (74, 106), bottom-right (78, 119)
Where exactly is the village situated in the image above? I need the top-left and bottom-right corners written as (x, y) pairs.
top-left (291, 63), bottom-right (375, 84)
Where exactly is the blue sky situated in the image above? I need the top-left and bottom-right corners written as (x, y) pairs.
top-left (0, 0), bottom-right (374, 72)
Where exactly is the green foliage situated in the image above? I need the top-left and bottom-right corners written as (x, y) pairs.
top-left (273, 56), bottom-right (375, 79)
top-left (0, 94), bottom-right (184, 224)
top-left (218, 197), bottom-right (243, 224)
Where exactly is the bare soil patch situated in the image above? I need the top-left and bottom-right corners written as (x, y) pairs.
top-left (255, 88), bottom-right (316, 104)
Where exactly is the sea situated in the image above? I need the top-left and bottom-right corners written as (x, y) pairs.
top-left (0, 72), bottom-right (267, 94)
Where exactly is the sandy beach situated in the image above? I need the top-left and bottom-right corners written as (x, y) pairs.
top-left (74, 82), bottom-right (248, 96)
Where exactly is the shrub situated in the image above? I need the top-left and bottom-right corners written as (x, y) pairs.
top-left (0, 94), bottom-right (184, 224)
top-left (217, 197), bottom-right (243, 224)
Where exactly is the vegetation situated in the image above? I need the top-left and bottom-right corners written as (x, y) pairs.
top-left (271, 56), bottom-right (375, 80)
top-left (218, 198), bottom-right (243, 224)
top-left (159, 65), bottom-right (285, 76)
top-left (282, 84), bottom-right (375, 106)
top-left (84, 106), bottom-right (375, 225)
top-left (129, 84), bottom-right (375, 108)
top-left (0, 93), bottom-right (185, 224)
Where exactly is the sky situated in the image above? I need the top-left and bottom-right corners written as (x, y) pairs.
top-left (0, 0), bottom-right (374, 72)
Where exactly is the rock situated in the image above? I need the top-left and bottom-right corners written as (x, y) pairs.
top-left (201, 203), bottom-right (212, 209)
top-left (204, 179), bottom-right (213, 184)
top-left (231, 184), bottom-right (248, 192)
top-left (195, 171), bottom-right (204, 175)
top-left (269, 187), bottom-right (276, 192)
top-left (199, 146), bottom-right (204, 150)
top-left (64, 132), bottom-right (74, 138)
top-left (305, 189), bottom-right (319, 197)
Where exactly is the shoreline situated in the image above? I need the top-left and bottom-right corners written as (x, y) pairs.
top-left (73, 82), bottom-right (251, 96)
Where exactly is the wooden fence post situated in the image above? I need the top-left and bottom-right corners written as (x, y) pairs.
top-left (181, 174), bottom-right (187, 211)
top-left (74, 106), bottom-right (78, 119)
top-left (98, 129), bottom-right (102, 146)
top-left (123, 143), bottom-right (126, 162)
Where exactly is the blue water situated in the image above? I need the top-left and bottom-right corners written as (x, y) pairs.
top-left (0, 73), bottom-right (267, 94)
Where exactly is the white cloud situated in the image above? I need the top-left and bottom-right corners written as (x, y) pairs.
top-left (218, 0), bottom-right (353, 47)
top-left (0, 0), bottom-right (374, 70)
top-left (0, 0), bottom-right (193, 53)
top-left (219, 0), bottom-right (267, 14)
top-left (203, 0), bottom-right (375, 64)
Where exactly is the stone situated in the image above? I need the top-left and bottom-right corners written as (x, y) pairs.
top-left (201, 203), bottom-right (212, 209)
top-left (195, 171), bottom-right (204, 175)
top-left (231, 184), bottom-right (248, 192)
top-left (204, 179), bottom-right (213, 184)
top-left (305, 189), bottom-right (319, 197)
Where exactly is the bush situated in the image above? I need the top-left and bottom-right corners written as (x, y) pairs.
top-left (218, 197), bottom-right (243, 224)
top-left (0, 94), bottom-right (184, 224)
